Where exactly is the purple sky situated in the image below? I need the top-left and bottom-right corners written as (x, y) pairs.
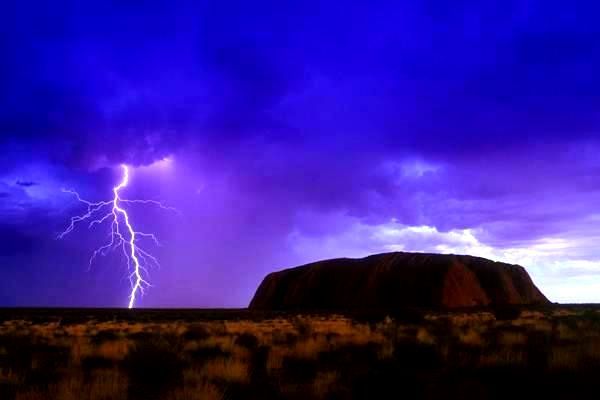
top-left (1, 1), bottom-right (600, 307)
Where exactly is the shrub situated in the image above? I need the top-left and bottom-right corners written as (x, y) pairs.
top-left (124, 337), bottom-right (185, 400)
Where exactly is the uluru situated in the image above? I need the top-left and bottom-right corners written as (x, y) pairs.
top-left (249, 252), bottom-right (549, 310)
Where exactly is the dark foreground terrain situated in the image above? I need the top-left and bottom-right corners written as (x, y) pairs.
top-left (1, 306), bottom-right (600, 400)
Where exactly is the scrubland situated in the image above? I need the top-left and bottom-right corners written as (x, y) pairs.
top-left (1, 307), bottom-right (600, 399)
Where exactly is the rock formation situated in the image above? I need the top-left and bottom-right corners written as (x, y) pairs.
top-left (249, 252), bottom-right (549, 310)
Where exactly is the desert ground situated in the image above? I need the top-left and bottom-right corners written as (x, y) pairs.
top-left (1, 306), bottom-right (600, 400)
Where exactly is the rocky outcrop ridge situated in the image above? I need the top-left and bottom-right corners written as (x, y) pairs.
top-left (249, 252), bottom-right (549, 310)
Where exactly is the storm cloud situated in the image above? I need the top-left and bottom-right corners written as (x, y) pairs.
top-left (1, 0), bottom-right (600, 306)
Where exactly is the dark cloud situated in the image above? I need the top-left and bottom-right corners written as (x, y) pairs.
top-left (15, 180), bottom-right (38, 187)
top-left (2, 1), bottom-right (598, 168)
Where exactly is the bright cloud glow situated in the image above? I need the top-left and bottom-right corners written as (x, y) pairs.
top-left (381, 159), bottom-right (441, 180)
top-left (141, 156), bottom-right (174, 171)
top-left (288, 217), bottom-right (600, 304)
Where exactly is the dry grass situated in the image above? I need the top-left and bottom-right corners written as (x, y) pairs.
top-left (312, 371), bottom-right (339, 398)
top-left (457, 328), bottom-right (485, 347)
top-left (165, 382), bottom-right (223, 400)
top-left (267, 345), bottom-right (285, 372)
top-left (549, 346), bottom-right (581, 370)
top-left (4, 307), bottom-right (600, 400)
top-left (585, 337), bottom-right (600, 359)
top-left (378, 339), bottom-right (395, 360)
top-left (201, 357), bottom-right (249, 383)
top-left (556, 323), bottom-right (578, 341)
top-left (416, 327), bottom-right (436, 345)
top-left (448, 312), bottom-right (496, 326)
top-left (95, 339), bottom-right (132, 361)
top-left (479, 347), bottom-right (526, 366)
top-left (511, 316), bottom-right (553, 333)
top-left (0, 368), bottom-right (23, 385)
top-left (288, 336), bottom-right (330, 360)
top-left (15, 370), bottom-right (127, 400)
top-left (498, 331), bottom-right (527, 346)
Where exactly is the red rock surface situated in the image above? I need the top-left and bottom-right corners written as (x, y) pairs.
top-left (249, 252), bottom-right (549, 310)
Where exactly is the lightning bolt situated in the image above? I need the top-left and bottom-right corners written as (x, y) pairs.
top-left (58, 164), bottom-right (177, 308)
